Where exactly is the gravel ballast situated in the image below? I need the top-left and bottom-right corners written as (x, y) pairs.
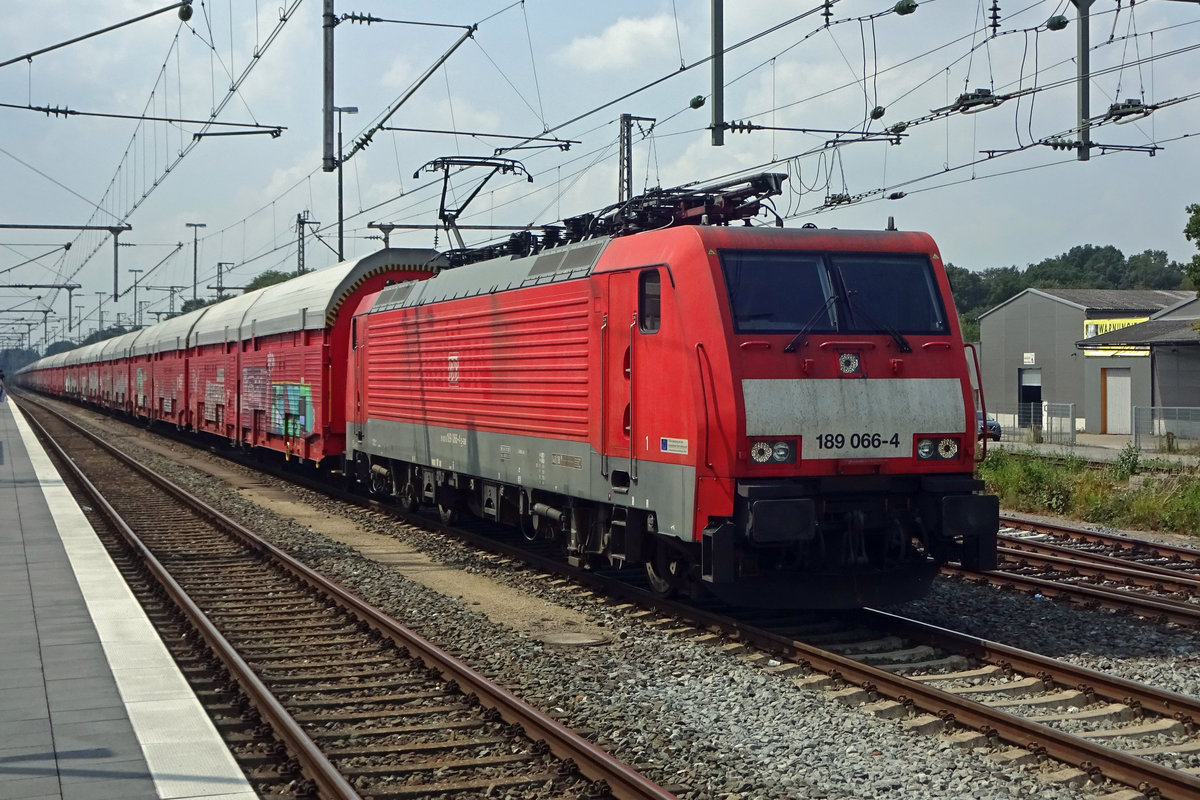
top-left (47, 409), bottom-right (1200, 799)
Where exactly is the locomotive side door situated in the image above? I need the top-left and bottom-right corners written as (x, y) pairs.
top-left (602, 268), bottom-right (661, 489)
top-left (602, 271), bottom-right (637, 488)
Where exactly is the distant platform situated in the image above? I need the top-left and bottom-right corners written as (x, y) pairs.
top-left (0, 397), bottom-right (255, 800)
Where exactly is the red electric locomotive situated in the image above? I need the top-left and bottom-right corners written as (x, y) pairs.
top-left (346, 174), bottom-right (998, 608)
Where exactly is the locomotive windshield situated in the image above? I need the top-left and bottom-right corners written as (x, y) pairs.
top-left (720, 250), bottom-right (949, 335)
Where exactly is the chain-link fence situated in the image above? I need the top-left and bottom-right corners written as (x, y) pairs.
top-left (1133, 406), bottom-right (1200, 453)
top-left (983, 402), bottom-right (1077, 446)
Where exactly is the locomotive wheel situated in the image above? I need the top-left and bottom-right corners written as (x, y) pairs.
top-left (437, 481), bottom-right (462, 524)
top-left (370, 473), bottom-right (391, 498)
top-left (398, 481), bottom-right (419, 513)
top-left (644, 558), bottom-right (685, 597)
top-left (520, 515), bottom-right (539, 541)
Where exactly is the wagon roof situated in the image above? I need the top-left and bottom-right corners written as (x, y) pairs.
top-left (98, 327), bottom-right (153, 360)
top-left (65, 340), bottom-right (108, 366)
top-left (38, 351), bottom-right (71, 369)
top-left (192, 247), bottom-right (441, 346)
top-left (135, 305), bottom-right (213, 355)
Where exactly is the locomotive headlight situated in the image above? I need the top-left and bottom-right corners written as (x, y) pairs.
top-left (838, 352), bottom-right (860, 374)
top-left (938, 438), bottom-right (959, 459)
top-left (749, 440), bottom-right (795, 464)
top-left (916, 438), bottom-right (935, 459)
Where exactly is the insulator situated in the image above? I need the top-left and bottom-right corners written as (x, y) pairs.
top-left (894, 0), bottom-right (918, 16)
top-left (870, 106), bottom-right (886, 120)
top-left (689, 95), bottom-right (706, 109)
top-left (1046, 15), bottom-right (1068, 32)
top-left (888, 122), bottom-right (908, 134)
top-left (506, 231), bottom-right (535, 256)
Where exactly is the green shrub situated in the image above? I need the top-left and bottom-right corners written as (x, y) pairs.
top-left (1108, 443), bottom-right (1141, 481)
top-left (976, 449), bottom-right (1199, 539)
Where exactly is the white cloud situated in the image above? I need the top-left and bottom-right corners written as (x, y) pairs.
top-left (556, 15), bottom-right (682, 72)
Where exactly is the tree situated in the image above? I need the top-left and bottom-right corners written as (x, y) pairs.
top-left (179, 297), bottom-right (220, 314)
top-left (1023, 244), bottom-right (1126, 289)
top-left (80, 326), bottom-right (131, 345)
top-left (945, 264), bottom-right (986, 342)
top-left (980, 265), bottom-right (1025, 309)
top-left (242, 269), bottom-right (296, 293)
top-left (945, 264), bottom-right (987, 310)
top-left (1124, 250), bottom-right (1184, 290)
top-left (1184, 204), bottom-right (1200, 288)
top-left (45, 340), bottom-right (77, 356)
top-left (0, 347), bottom-right (39, 376)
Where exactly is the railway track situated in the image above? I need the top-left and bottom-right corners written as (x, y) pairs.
top-left (1000, 514), bottom-right (1200, 579)
top-left (621, 601), bottom-right (1200, 800)
top-left (939, 515), bottom-right (1200, 626)
top-left (19, 398), bottom-right (677, 800)
top-left (20, 393), bottom-right (1200, 799)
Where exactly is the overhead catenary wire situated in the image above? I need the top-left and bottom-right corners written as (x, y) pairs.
top-left (8, 0), bottom-right (1200, 332)
top-left (40, 0), bottom-right (302, 308)
top-left (166, 1), bottom-right (1200, 254)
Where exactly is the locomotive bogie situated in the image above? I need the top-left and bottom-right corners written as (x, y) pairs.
top-left (351, 446), bottom-right (660, 572)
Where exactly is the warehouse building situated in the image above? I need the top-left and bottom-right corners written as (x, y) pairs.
top-left (978, 288), bottom-right (1193, 435)
top-left (1075, 297), bottom-right (1200, 443)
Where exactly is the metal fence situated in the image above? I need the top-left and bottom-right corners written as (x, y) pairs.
top-left (1133, 406), bottom-right (1200, 453)
top-left (984, 402), bottom-right (1077, 446)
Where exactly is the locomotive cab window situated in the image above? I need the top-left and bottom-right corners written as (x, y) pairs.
top-left (719, 249), bottom-right (948, 335)
top-left (832, 254), bottom-right (948, 334)
top-left (638, 270), bottom-right (661, 333)
top-left (722, 251), bottom-right (833, 334)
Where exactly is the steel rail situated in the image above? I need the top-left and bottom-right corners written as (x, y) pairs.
top-left (662, 599), bottom-right (1200, 800)
top-left (22, 399), bottom-right (677, 800)
top-left (649, 598), bottom-right (1200, 800)
top-left (996, 544), bottom-right (1200, 595)
top-left (1002, 514), bottom-right (1200, 565)
top-left (999, 533), bottom-right (1200, 581)
top-left (943, 564), bottom-right (1200, 625)
top-left (866, 610), bottom-right (1200, 726)
top-left (19, 407), bottom-right (364, 800)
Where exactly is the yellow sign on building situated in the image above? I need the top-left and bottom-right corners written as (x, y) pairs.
top-left (1083, 317), bottom-right (1149, 357)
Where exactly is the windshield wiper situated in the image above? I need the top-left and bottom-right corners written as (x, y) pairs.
top-left (843, 290), bottom-right (912, 353)
top-left (783, 294), bottom-right (839, 352)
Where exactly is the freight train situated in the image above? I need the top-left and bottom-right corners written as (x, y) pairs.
top-left (17, 174), bottom-right (997, 608)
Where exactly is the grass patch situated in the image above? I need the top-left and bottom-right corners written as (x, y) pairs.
top-left (977, 450), bottom-right (1200, 539)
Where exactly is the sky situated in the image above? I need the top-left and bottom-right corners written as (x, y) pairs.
top-left (2, 0), bottom-right (1200, 348)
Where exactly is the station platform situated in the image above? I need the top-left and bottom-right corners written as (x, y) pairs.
top-left (0, 398), bottom-right (255, 800)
